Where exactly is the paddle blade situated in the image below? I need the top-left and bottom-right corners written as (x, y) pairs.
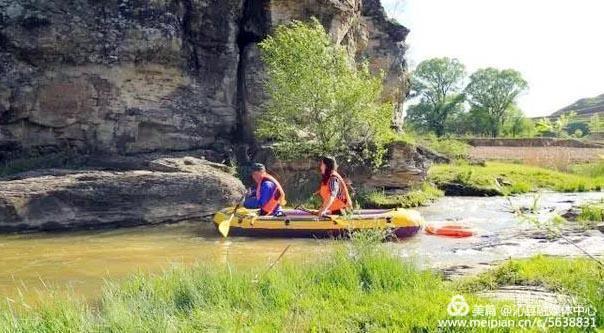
top-left (218, 215), bottom-right (233, 237)
top-left (218, 219), bottom-right (230, 237)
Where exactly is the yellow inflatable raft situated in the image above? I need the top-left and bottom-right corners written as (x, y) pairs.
top-left (212, 208), bottom-right (423, 238)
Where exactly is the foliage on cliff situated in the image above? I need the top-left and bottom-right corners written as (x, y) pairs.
top-left (257, 19), bottom-right (394, 167)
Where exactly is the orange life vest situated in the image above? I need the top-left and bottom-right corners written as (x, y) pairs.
top-left (255, 173), bottom-right (286, 214)
top-left (318, 171), bottom-right (351, 213)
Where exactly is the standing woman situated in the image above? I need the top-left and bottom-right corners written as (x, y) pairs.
top-left (317, 156), bottom-right (352, 216)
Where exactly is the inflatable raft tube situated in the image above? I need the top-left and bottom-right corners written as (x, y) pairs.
top-left (212, 208), bottom-right (423, 238)
top-left (425, 224), bottom-right (474, 238)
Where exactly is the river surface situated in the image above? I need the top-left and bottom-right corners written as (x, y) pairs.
top-left (1, 192), bottom-right (602, 304)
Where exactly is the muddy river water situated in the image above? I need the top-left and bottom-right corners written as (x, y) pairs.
top-left (0, 192), bottom-right (602, 303)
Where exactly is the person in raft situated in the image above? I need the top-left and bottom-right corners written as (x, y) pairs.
top-left (316, 156), bottom-right (352, 216)
top-left (243, 163), bottom-right (286, 216)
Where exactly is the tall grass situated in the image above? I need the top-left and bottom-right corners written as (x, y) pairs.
top-left (521, 147), bottom-right (574, 171)
top-left (417, 134), bottom-right (470, 159)
top-left (469, 146), bottom-right (604, 171)
top-left (0, 236), bottom-right (455, 332)
top-left (578, 200), bottom-right (604, 228)
top-left (393, 132), bottom-right (470, 158)
top-left (1, 239), bottom-right (603, 331)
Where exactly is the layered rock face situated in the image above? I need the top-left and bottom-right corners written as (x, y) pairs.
top-left (0, 0), bottom-right (408, 160)
top-left (0, 157), bottom-right (245, 231)
top-left (0, 1), bottom-right (411, 231)
top-left (1, 0), bottom-right (242, 159)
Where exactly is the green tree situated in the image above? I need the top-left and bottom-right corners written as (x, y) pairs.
top-left (257, 19), bottom-right (394, 166)
top-left (502, 105), bottom-right (535, 137)
top-left (535, 118), bottom-right (555, 137)
top-left (465, 107), bottom-right (493, 136)
top-left (464, 68), bottom-right (528, 137)
top-left (405, 57), bottom-right (466, 136)
top-left (566, 120), bottom-right (589, 138)
top-left (443, 111), bottom-right (471, 135)
top-left (589, 114), bottom-right (604, 133)
top-left (519, 117), bottom-right (537, 137)
top-left (536, 111), bottom-right (577, 138)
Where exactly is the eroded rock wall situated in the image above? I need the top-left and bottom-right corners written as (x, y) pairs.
top-left (1, 0), bottom-right (243, 159)
top-left (1, 0), bottom-right (408, 160)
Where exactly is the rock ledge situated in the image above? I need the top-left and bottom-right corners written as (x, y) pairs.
top-left (0, 158), bottom-right (244, 232)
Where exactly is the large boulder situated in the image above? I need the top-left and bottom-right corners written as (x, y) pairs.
top-left (362, 141), bottom-right (435, 189)
top-left (0, 159), bottom-right (245, 231)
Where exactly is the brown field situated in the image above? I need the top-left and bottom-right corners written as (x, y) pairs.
top-left (469, 146), bottom-right (604, 170)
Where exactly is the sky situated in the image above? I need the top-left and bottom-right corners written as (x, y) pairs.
top-left (382, 0), bottom-right (604, 117)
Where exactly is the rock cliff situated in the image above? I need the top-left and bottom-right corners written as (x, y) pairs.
top-left (0, 0), bottom-right (413, 231)
top-left (0, 0), bottom-right (408, 160)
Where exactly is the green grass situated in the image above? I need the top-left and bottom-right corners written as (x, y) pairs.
top-left (459, 255), bottom-right (604, 328)
top-left (577, 200), bottom-right (604, 229)
top-left (0, 238), bottom-right (456, 332)
top-left (397, 133), bottom-right (470, 159)
top-left (418, 136), bottom-right (470, 159)
top-left (429, 161), bottom-right (604, 195)
top-left (356, 183), bottom-right (444, 209)
top-left (570, 160), bottom-right (604, 178)
top-left (1, 240), bottom-right (603, 332)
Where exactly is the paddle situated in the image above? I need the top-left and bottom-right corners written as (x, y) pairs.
top-left (297, 206), bottom-right (347, 226)
top-left (218, 199), bottom-right (244, 238)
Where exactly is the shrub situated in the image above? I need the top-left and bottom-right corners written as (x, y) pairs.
top-left (257, 18), bottom-right (395, 168)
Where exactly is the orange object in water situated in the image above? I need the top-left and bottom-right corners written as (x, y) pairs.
top-left (425, 224), bottom-right (474, 238)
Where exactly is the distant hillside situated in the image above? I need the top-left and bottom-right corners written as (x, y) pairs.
top-left (551, 93), bottom-right (604, 118)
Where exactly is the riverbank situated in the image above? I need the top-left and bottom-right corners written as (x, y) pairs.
top-left (0, 192), bottom-right (602, 303)
top-left (429, 161), bottom-right (604, 196)
top-left (1, 238), bottom-right (601, 332)
top-left (357, 183), bottom-right (444, 209)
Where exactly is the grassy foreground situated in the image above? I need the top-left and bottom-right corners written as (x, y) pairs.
top-left (1, 236), bottom-right (602, 332)
top-left (0, 239), bottom-right (454, 332)
top-left (429, 161), bottom-right (604, 195)
top-left (459, 256), bottom-right (604, 329)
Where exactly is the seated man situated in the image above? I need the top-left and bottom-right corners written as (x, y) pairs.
top-left (243, 163), bottom-right (285, 216)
